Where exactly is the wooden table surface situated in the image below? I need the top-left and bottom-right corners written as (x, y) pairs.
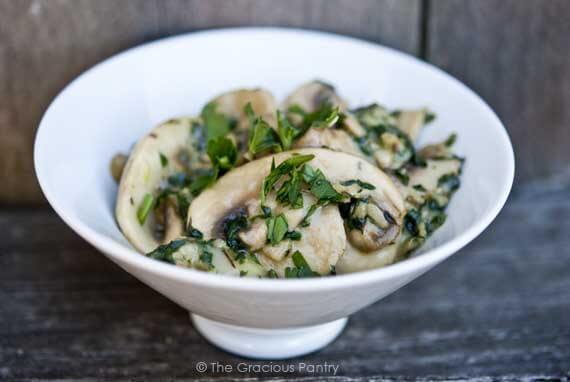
top-left (1, 180), bottom-right (569, 381)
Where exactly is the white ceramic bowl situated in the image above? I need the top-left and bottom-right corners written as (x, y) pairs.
top-left (34, 28), bottom-right (514, 359)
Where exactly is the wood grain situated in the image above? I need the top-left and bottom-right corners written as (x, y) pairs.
top-left (426, 0), bottom-right (570, 185)
top-left (0, 0), bottom-right (421, 204)
top-left (1, 182), bottom-right (569, 380)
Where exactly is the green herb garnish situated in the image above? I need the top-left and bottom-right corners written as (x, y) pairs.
top-left (137, 193), bottom-right (154, 225)
top-left (266, 269), bottom-right (279, 278)
top-left (340, 179), bottom-right (376, 190)
top-left (246, 103), bottom-right (281, 157)
top-left (444, 133), bottom-right (457, 147)
top-left (394, 168), bottom-right (410, 185)
top-left (303, 165), bottom-right (344, 202)
top-left (261, 154), bottom-right (315, 203)
top-left (266, 214), bottom-right (289, 245)
top-left (223, 213), bottom-right (250, 261)
top-left (284, 251), bottom-right (319, 278)
top-left (188, 168), bottom-right (218, 196)
top-left (147, 239), bottom-right (186, 263)
top-left (404, 209), bottom-right (421, 236)
top-left (288, 103), bottom-right (340, 134)
top-left (187, 227), bottom-right (204, 239)
top-left (159, 153), bottom-right (169, 167)
top-left (299, 202), bottom-right (322, 227)
top-left (424, 111), bottom-right (436, 124)
top-left (201, 102), bottom-right (232, 141)
top-left (412, 184), bottom-right (427, 192)
top-left (284, 231), bottom-right (302, 241)
top-left (207, 136), bottom-right (237, 172)
top-left (276, 110), bottom-right (300, 150)
top-left (199, 250), bottom-right (214, 270)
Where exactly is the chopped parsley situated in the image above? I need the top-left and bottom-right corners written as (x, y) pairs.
top-left (284, 230), bottom-right (302, 241)
top-left (277, 110), bottom-right (300, 150)
top-left (246, 103), bottom-right (281, 157)
top-left (159, 153), bottom-right (169, 167)
top-left (340, 179), bottom-right (376, 190)
top-left (412, 184), bottom-right (427, 192)
top-left (303, 165), bottom-right (344, 202)
top-left (424, 110), bottom-right (436, 124)
top-left (290, 103), bottom-right (340, 132)
top-left (201, 102), bottom-right (232, 141)
top-left (207, 136), bottom-right (237, 172)
top-left (223, 213), bottom-right (250, 261)
top-left (266, 269), bottom-right (279, 278)
top-left (188, 169), bottom-right (218, 196)
top-left (199, 250), bottom-right (214, 270)
top-left (299, 202), bottom-right (322, 227)
top-left (137, 193), bottom-right (154, 225)
top-left (404, 209), bottom-right (421, 236)
top-left (266, 214), bottom-right (289, 245)
top-left (186, 227), bottom-right (204, 239)
top-left (444, 133), bottom-right (457, 147)
top-left (261, 154), bottom-right (315, 203)
top-left (394, 168), bottom-right (410, 185)
top-left (284, 251), bottom-right (319, 278)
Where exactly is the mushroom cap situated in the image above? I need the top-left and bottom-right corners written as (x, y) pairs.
top-left (293, 128), bottom-right (363, 157)
top-left (115, 117), bottom-right (195, 253)
top-left (210, 88), bottom-right (277, 121)
top-left (282, 80), bottom-right (348, 112)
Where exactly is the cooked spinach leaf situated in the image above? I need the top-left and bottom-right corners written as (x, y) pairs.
top-left (147, 238), bottom-right (186, 263)
top-left (438, 173), bottom-right (461, 193)
top-left (223, 213), bottom-right (250, 261)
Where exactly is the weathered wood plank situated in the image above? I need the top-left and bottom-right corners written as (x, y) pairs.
top-left (0, 0), bottom-right (421, 204)
top-left (1, 182), bottom-right (569, 380)
top-left (426, 0), bottom-right (570, 185)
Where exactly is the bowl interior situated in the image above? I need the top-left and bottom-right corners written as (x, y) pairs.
top-left (35, 28), bottom-right (514, 283)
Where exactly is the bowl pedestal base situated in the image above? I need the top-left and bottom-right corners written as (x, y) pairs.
top-left (190, 313), bottom-right (348, 359)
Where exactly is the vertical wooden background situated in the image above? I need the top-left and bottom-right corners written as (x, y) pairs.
top-left (1, 0), bottom-right (568, 205)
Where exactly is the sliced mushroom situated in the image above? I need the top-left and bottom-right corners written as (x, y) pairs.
top-left (408, 159), bottom-right (462, 193)
top-left (116, 118), bottom-right (195, 253)
top-left (188, 149), bottom-right (349, 275)
top-left (209, 88), bottom-right (277, 122)
top-left (170, 239), bottom-right (238, 274)
top-left (293, 128), bottom-right (362, 157)
top-left (336, 234), bottom-right (424, 274)
top-left (352, 104), bottom-right (396, 128)
top-left (396, 110), bottom-right (428, 143)
top-left (163, 202), bottom-right (184, 243)
top-left (188, 148), bottom-right (405, 274)
top-left (336, 243), bottom-right (398, 274)
top-left (282, 80), bottom-right (348, 113)
top-left (257, 203), bottom-right (346, 277)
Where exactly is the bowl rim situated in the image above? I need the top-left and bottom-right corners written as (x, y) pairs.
top-left (34, 27), bottom-right (515, 292)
